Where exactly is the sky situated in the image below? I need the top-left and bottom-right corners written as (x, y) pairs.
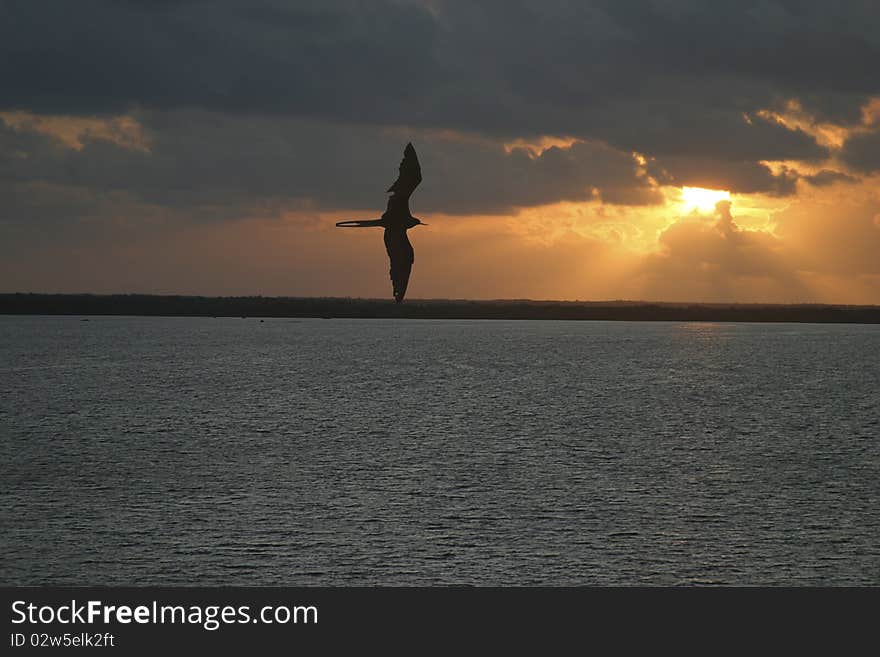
top-left (2, 0), bottom-right (879, 303)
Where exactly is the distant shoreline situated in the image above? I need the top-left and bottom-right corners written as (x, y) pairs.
top-left (2, 293), bottom-right (879, 323)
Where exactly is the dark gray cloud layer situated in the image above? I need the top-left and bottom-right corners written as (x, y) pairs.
top-left (840, 130), bottom-right (880, 173)
top-left (801, 169), bottom-right (859, 187)
top-left (1, 0), bottom-right (877, 220)
top-left (0, 112), bottom-right (659, 224)
top-left (1, 1), bottom-right (439, 117)
top-left (3, 2), bottom-right (875, 153)
top-left (647, 156), bottom-right (799, 196)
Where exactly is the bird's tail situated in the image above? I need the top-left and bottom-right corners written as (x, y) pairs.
top-left (335, 219), bottom-right (384, 227)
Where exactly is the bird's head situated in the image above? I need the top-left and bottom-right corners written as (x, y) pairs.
top-left (413, 217), bottom-right (428, 227)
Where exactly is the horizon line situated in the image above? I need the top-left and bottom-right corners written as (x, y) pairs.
top-left (1, 292), bottom-right (879, 310)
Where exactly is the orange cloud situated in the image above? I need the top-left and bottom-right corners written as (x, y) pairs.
top-left (0, 111), bottom-right (150, 152)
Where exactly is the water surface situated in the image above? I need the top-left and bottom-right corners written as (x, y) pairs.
top-left (1, 316), bottom-right (878, 584)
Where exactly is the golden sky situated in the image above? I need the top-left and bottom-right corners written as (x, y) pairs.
top-left (2, 2), bottom-right (879, 304)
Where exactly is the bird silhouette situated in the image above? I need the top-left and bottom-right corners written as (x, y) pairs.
top-left (336, 143), bottom-right (425, 303)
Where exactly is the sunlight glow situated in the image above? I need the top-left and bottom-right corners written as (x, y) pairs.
top-left (503, 135), bottom-right (580, 157)
top-left (680, 186), bottom-right (731, 213)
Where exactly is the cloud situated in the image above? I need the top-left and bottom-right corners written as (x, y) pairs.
top-left (1, 1), bottom-right (440, 117)
top-left (10, 1), bottom-right (879, 212)
top-left (637, 200), bottom-right (808, 302)
top-left (840, 129), bottom-right (880, 173)
top-left (801, 169), bottom-right (859, 187)
top-left (647, 156), bottom-right (799, 196)
top-left (631, 189), bottom-right (880, 304)
top-left (0, 111), bottom-right (661, 221)
top-left (1, 1), bottom-right (855, 163)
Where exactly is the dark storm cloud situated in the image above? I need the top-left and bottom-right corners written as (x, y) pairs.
top-left (3, 0), bottom-right (879, 217)
top-left (4, 2), bottom-right (873, 149)
top-left (646, 156), bottom-right (799, 196)
top-left (594, 1), bottom-right (880, 96)
top-left (0, 111), bottom-right (659, 222)
top-left (594, 105), bottom-right (828, 162)
top-left (839, 129), bottom-right (880, 173)
top-left (801, 169), bottom-right (858, 187)
top-left (0, 0), bottom-right (439, 118)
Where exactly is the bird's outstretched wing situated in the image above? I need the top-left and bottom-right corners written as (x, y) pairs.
top-left (385, 142), bottom-right (422, 217)
top-left (384, 227), bottom-right (414, 303)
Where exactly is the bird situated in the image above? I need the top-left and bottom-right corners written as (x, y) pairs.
top-left (336, 142), bottom-right (426, 303)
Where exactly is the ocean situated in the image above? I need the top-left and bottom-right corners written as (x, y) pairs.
top-left (1, 316), bottom-right (877, 585)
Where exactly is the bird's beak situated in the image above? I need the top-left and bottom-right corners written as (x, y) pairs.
top-left (420, 222), bottom-right (429, 226)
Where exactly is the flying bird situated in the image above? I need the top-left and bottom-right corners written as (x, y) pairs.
top-left (336, 142), bottom-right (425, 303)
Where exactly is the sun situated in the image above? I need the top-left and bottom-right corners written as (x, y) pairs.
top-left (680, 186), bottom-right (731, 213)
